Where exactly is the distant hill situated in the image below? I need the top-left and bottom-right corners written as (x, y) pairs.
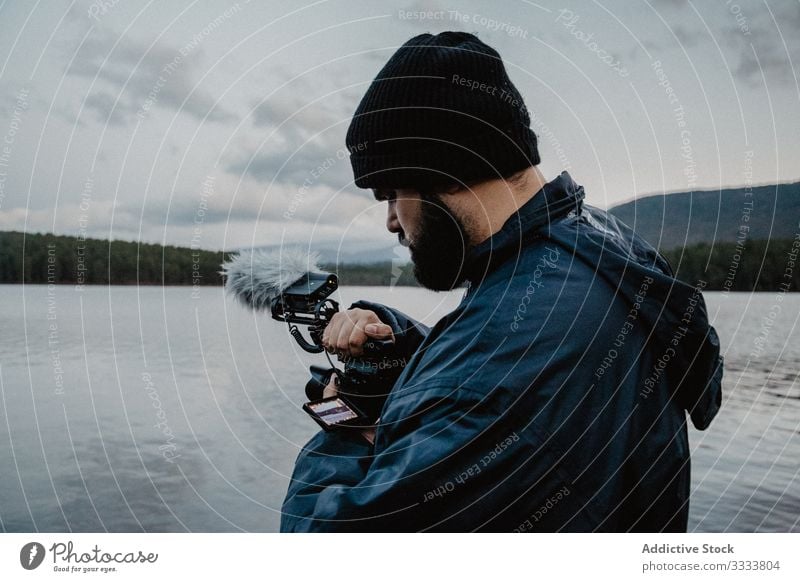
top-left (608, 181), bottom-right (800, 250)
top-left (251, 242), bottom-right (409, 265)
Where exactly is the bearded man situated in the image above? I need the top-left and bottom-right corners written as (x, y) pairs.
top-left (280, 31), bottom-right (722, 532)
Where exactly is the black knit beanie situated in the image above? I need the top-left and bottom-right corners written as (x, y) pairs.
top-left (346, 31), bottom-right (540, 191)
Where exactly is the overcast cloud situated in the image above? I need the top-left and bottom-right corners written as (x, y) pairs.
top-left (0, 0), bottom-right (797, 252)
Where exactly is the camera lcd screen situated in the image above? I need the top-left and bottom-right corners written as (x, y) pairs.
top-left (306, 397), bottom-right (359, 426)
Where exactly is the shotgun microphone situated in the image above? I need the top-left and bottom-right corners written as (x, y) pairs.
top-left (222, 247), bottom-right (342, 353)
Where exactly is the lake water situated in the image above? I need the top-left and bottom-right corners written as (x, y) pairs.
top-left (0, 284), bottom-right (797, 532)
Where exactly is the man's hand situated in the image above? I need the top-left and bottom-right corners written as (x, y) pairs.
top-left (321, 308), bottom-right (395, 359)
top-left (319, 308), bottom-right (392, 445)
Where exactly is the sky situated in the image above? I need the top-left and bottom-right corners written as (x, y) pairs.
top-left (0, 0), bottom-right (797, 254)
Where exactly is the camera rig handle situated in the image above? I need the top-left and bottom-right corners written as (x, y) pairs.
top-left (273, 292), bottom-right (394, 355)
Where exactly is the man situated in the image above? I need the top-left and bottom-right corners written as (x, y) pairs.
top-left (280, 31), bottom-right (723, 532)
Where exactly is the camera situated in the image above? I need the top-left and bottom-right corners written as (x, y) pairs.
top-left (271, 270), bottom-right (403, 430)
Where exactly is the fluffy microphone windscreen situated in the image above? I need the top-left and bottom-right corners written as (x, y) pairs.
top-left (221, 247), bottom-right (321, 311)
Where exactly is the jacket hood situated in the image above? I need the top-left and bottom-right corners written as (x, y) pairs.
top-left (464, 171), bottom-right (723, 430)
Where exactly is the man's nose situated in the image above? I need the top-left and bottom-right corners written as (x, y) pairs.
top-left (386, 202), bottom-right (400, 233)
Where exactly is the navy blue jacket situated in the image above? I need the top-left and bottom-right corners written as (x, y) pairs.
top-left (281, 172), bottom-right (723, 532)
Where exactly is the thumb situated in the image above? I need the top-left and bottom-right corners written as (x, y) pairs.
top-left (322, 373), bottom-right (339, 399)
top-left (364, 322), bottom-right (394, 339)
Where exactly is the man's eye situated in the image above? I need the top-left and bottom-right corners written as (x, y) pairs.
top-left (376, 189), bottom-right (396, 201)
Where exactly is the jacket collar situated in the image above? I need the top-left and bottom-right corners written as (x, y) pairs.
top-left (463, 171), bottom-right (585, 285)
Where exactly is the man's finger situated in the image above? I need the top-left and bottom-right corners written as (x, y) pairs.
top-left (323, 314), bottom-right (342, 353)
top-left (336, 318), bottom-right (356, 354)
top-left (364, 322), bottom-right (394, 341)
top-left (322, 374), bottom-right (338, 399)
top-left (347, 324), bottom-right (368, 358)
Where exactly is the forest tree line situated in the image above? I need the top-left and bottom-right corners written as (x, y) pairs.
top-left (0, 230), bottom-right (797, 291)
top-left (661, 237), bottom-right (798, 292)
top-left (0, 231), bottom-right (227, 286)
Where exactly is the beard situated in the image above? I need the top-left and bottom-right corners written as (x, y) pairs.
top-left (406, 194), bottom-right (472, 291)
